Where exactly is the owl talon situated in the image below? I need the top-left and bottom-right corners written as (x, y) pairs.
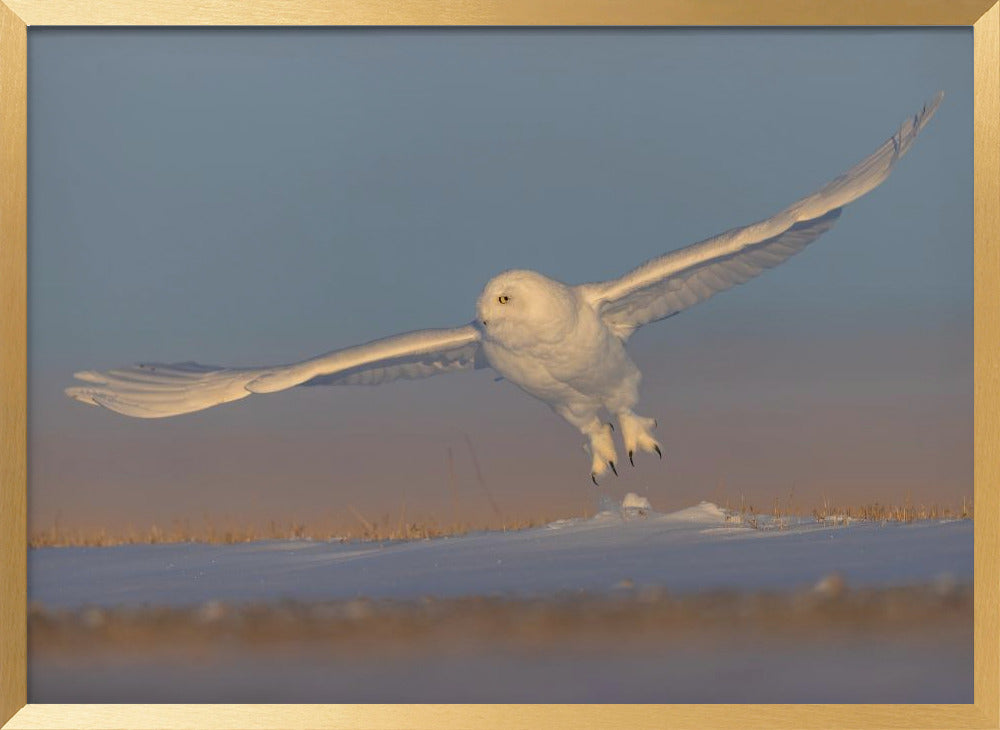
top-left (584, 421), bottom-right (618, 481)
top-left (617, 411), bottom-right (661, 463)
top-left (591, 473), bottom-right (599, 486)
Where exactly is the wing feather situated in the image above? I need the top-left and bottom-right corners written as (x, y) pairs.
top-left (66, 324), bottom-right (483, 418)
top-left (586, 93), bottom-right (942, 339)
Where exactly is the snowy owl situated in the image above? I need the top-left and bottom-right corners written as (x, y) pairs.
top-left (67, 94), bottom-right (943, 483)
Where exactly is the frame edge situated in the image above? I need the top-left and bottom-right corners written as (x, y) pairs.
top-left (0, 0), bottom-right (28, 728)
top-left (3, 0), bottom-right (999, 27)
top-left (974, 2), bottom-right (1000, 725)
top-left (2, 2), bottom-right (996, 729)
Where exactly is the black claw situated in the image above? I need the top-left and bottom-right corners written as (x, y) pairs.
top-left (608, 422), bottom-right (614, 431)
top-left (653, 420), bottom-right (658, 429)
top-left (654, 444), bottom-right (662, 459)
top-left (609, 460), bottom-right (618, 476)
top-left (592, 473), bottom-right (599, 486)
top-left (628, 450), bottom-right (634, 466)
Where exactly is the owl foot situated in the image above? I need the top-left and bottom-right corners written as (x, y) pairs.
top-left (618, 411), bottom-right (661, 464)
top-left (584, 422), bottom-right (618, 484)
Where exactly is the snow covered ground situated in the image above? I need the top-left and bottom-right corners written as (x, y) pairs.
top-left (28, 500), bottom-right (973, 703)
top-left (29, 501), bottom-right (972, 609)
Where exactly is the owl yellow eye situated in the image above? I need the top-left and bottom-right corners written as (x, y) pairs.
top-left (498, 295), bottom-right (510, 304)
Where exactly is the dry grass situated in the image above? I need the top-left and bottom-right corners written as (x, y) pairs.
top-left (723, 493), bottom-right (761, 529)
top-left (28, 510), bottom-right (551, 549)
top-left (810, 496), bottom-right (974, 525)
top-left (29, 496), bottom-right (972, 548)
top-left (721, 494), bottom-right (973, 531)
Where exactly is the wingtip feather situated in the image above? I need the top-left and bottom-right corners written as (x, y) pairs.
top-left (909, 91), bottom-right (944, 136)
top-left (64, 387), bottom-right (99, 406)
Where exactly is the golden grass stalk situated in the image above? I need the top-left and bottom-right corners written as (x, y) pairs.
top-left (28, 498), bottom-right (970, 548)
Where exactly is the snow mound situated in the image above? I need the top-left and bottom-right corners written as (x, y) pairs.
top-left (660, 500), bottom-right (729, 524)
top-left (622, 492), bottom-right (652, 512)
top-left (552, 498), bottom-right (727, 528)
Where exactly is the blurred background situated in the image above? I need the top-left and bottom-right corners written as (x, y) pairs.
top-left (27, 28), bottom-right (971, 538)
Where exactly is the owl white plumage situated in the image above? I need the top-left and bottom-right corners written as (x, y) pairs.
top-left (66, 94), bottom-right (943, 483)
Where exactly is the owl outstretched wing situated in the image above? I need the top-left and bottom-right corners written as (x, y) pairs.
top-left (585, 93), bottom-right (943, 340)
top-left (66, 324), bottom-right (484, 418)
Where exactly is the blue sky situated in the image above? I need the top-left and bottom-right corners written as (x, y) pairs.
top-left (28, 29), bottom-right (972, 532)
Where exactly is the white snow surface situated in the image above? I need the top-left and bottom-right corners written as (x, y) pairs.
top-left (29, 501), bottom-right (972, 610)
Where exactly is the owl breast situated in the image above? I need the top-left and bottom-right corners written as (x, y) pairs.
top-left (481, 289), bottom-right (636, 405)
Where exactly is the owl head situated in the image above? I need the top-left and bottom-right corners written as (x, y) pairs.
top-left (476, 269), bottom-right (578, 349)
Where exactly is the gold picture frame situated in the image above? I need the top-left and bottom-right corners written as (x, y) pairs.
top-left (1, 2), bottom-right (997, 727)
